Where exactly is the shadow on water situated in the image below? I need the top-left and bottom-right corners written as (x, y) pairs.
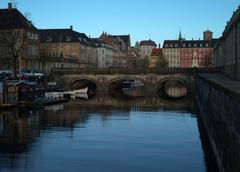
top-left (0, 95), bottom-right (219, 172)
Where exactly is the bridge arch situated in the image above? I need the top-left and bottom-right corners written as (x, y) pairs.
top-left (69, 76), bottom-right (99, 90)
top-left (157, 77), bottom-right (190, 99)
top-left (107, 76), bottom-right (146, 98)
top-left (107, 76), bottom-right (146, 87)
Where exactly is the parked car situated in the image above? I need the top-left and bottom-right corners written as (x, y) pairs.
top-left (21, 70), bottom-right (47, 82)
top-left (0, 70), bottom-right (15, 80)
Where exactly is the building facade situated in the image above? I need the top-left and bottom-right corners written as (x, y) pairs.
top-left (180, 40), bottom-right (215, 68)
top-left (214, 6), bottom-right (240, 80)
top-left (91, 38), bottom-right (113, 68)
top-left (39, 27), bottom-right (97, 72)
top-left (0, 3), bottom-right (40, 71)
top-left (149, 48), bottom-right (163, 68)
top-left (100, 33), bottom-right (130, 68)
top-left (139, 40), bottom-right (157, 59)
top-left (163, 31), bottom-right (217, 68)
top-left (127, 47), bottom-right (140, 69)
top-left (162, 41), bottom-right (181, 68)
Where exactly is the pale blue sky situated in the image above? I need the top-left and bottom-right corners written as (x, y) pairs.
top-left (1, 0), bottom-right (239, 46)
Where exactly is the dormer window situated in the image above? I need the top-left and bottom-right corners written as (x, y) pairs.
top-left (205, 43), bottom-right (209, 47)
top-left (183, 43), bottom-right (186, 48)
top-left (194, 43), bottom-right (197, 47)
top-left (170, 44), bottom-right (173, 48)
top-left (188, 44), bottom-right (191, 48)
top-left (66, 36), bottom-right (72, 42)
top-left (175, 43), bottom-right (178, 48)
top-left (165, 44), bottom-right (169, 48)
top-left (27, 32), bottom-right (31, 39)
top-left (46, 36), bottom-right (52, 42)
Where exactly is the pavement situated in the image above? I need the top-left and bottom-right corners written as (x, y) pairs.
top-left (198, 73), bottom-right (240, 100)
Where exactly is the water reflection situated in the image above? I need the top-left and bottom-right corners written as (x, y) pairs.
top-left (162, 80), bottom-right (188, 99)
top-left (0, 97), bottom-right (218, 172)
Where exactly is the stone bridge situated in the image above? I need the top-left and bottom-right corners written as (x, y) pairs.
top-left (51, 68), bottom-right (219, 95)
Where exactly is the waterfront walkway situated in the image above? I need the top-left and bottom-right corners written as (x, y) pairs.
top-left (198, 73), bottom-right (240, 100)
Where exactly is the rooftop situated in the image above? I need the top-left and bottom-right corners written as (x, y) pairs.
top-left (0, 7), bottom-right (37, 30)
top-left (39, 28), bottom-right (89, 44)
top-left (140, 39), bottom-right (157, 46)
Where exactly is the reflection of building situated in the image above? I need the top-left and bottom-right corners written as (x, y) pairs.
top-left (0, 3), bottom-right (40, 70)
top-left (91, 38), bottom-right (113, 68)
top-left (40, 27), bottom-right (97, 72)
top-left (163, 31), bottom-right (218, 68)
top-left (100, 33), bottom-right (131, 68)
top-left (0, 109), bottom-right (41, 151)
top-left (139, 40), bottom-right (157, 59)
top-left (214, 6), bottom-right (240, 80)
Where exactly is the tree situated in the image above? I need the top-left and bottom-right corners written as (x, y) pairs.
top-left (135, 41), bottom-right (140, 49)
top-left (156, 54), bottom-right (169, 68)
top-left (0, 30), bottom-right (26, 75)
top-left (136, 58), bottom-right (150, 69)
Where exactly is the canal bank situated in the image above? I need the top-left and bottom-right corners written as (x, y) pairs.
top-left (195, 74), bottom-right (240, 172)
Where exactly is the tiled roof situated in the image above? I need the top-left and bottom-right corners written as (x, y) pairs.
top-left (163, 39), bottom-right (218, 48)
top-left (163, 40), bottom-right (181, 48)
top-left (0, 8), bottom-right (37, 30)
top-left (140, 40), bottom-right (157, 46)
top-left (110, 35), bottom-right (131, 48)
top-left (39, 29), bottom-right (89, 44)
top-left (90, 38), bottom-right (112, 49)
top-left (151, 48), bottom-right (162, 56)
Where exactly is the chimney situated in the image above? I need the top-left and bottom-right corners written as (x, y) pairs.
top-left (70, 25), bottom-right (73, 30)
top-left (158, 43), bottom-right (161, 48)
top-left (8, 3), bottom-right (12, 10)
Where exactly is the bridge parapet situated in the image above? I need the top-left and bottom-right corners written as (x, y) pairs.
top-left (51, 67), bottom-right (220, 75)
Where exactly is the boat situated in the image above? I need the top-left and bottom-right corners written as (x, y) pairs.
top-left (63, 91), bottom-right (76, 99)
top-left (130, 80), bottom-right (144, 87)
top-left (73, 87), bottom-right (88, 94)
top-left (63, 87), bottom-right (89, 100)
top-left (75, 93), bottom-right (88, 100)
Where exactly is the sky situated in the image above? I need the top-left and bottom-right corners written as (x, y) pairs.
top-left (0, 0), bottom-right (239, 46)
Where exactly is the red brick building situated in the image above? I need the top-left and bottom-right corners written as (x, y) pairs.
top-left (180, 40), bottom-right (215, 68)
top-left (163, 30), bottom-right (218, 68)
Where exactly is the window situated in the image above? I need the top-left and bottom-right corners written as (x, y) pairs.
top-left (194, 43), bottom-right (197, 47)
top-left (183, 43), bottom-right (186, 48)
top-left (205, 43), bottom-right (209, 47)
top-left (188, 44), bottom-right (191, 48)
top-left (165, 44), bottom-right (169, 48)
top-left (46, 36), bottom-right (52, 42)
top-left (66, 36), bottom-right (72, 42)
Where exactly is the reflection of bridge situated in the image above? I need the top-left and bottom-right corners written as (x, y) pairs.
top-left (51, 68), bottom-right (219, 94)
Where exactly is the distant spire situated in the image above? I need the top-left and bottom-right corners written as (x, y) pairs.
top-left (178, 29), bottom-right (183, 41)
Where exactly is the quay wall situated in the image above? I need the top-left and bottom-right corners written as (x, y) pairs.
top-left (196, 76), bottom-right (240, 172)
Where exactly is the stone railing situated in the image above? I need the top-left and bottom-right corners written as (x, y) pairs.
top-left (51, 67), bottom-right (220, 75)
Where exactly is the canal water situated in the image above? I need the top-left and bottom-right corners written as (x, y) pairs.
top-left (0, 98), bottom-right (218, 172)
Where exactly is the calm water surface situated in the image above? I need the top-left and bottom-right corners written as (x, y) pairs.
top-left (0, 100), bottom-right (214, 172)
